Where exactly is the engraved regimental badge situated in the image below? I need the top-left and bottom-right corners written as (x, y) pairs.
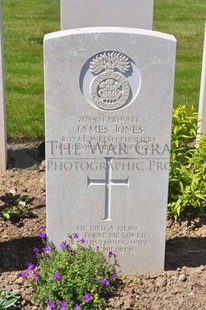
top-left (80, 51), bottom-right (141, 111)
top-left (89, 52), bottom-right (131, 110)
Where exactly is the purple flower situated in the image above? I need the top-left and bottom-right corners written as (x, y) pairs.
top-left (111, 272), bottom-right (117, 279)
top-left (83, 293), bottom-right (92, 303)
top-left (70, 249), bottom-right (76, 255)
top-left (108, 251), bottom-right (114, 258)
top-left (42, 246), bottom-right (50, 253)
top-left (99, 278), bottom-right (110, 286)
top-left (19, 271), bottom-right (28, 279)
top-left (59, 300), bottom-right (67, 310)
top-left (99, 278), bottom-right (105, 285)
top-left (48, 300), bottom-right (56, 309)
top-left (74, 304), bottom-right (81, 310)
top-left (32, 272), bottom-right (39, 280)
top-left (59, 241), bottom-right (67, 250)
top-left (38, 232), bottom-right (46, 238)
top-left (27, 263), bottom-right (35, 271)
top-left (52, 271), bottom-right (62, 281)
top-left (33, 247), bottom-right (39, 253)
top-left (72, 233), bottom-right (79, 239)
top-left (80, 238), bottom-right (86, 244)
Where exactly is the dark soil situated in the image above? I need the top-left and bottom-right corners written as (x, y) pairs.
top-left (0, 141), bottom-right (206, 310)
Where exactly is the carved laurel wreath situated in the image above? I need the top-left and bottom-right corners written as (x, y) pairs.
top-left (90, 52), bottom-right (131, 74)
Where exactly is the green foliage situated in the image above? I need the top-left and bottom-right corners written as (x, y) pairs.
top-left (0, 289), bottom-right (20, 309)
top-left (1, 195), bottom-right (34, 221)
top-left (23, 234), bottom-right (118, 310)
top-left (168, 106), bottom-right (206, 218)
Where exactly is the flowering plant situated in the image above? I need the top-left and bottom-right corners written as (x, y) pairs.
top-left (19, 232), bottom-right (118, 310)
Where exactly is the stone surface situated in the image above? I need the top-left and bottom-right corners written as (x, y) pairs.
top-left (61, 0), bottom-right (154, 30)
top-left (44, 27), bottom-right (176, 274)
top-left (0, 0), bottom-right (6, 171)
top-left (198, 22), bottom-right (206, 134)
top-left (179, 274), bottom-right (187, 282)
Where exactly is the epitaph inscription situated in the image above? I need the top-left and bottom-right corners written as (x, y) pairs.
top-left (77, 224), bottom-right (148, 253)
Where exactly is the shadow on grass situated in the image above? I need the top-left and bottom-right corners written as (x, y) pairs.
top-left (165, 236), bottom-right (206, 270)
top-left (0, 236), bottom-right (44, 272)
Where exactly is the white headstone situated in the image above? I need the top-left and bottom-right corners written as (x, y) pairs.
top-left (61, 0), bottom-right (154, 30)
top-left (0, 0), bottom-right (6, 172)
top-left (198, 22), bottom-right (206, 134)
top-left (45, 27), bottom-right (176, 274)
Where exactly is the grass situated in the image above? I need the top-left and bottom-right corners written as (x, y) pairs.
top-left (2, 0), bottom-right (206, 138)
top-left (2, 0), bottom-right (60, 138)
top-left (154, 0), bottom-right (206, 108)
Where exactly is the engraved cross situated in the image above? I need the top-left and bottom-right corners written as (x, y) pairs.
top-left (87, 157), bottom-right (129, 221)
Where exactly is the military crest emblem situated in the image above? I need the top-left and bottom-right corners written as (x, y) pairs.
top-left (89, 52), bottom-right (131, 110)
top-left (80, 51), bottom-right (141, 111)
